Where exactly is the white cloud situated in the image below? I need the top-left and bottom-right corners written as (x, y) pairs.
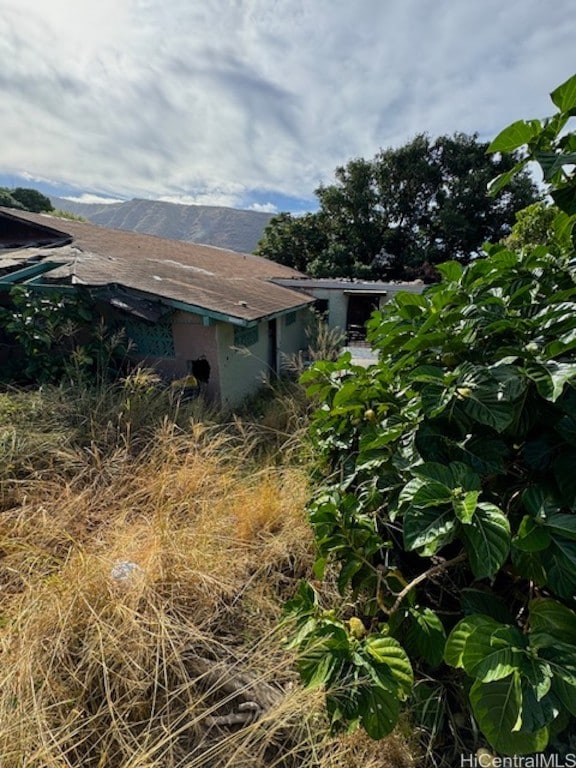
top-left (62, 194), bottom-right (125, 205)
top-left (248, 202), bottom-right (278, 213)
top-left (0, 0), bottom-right (574, 209)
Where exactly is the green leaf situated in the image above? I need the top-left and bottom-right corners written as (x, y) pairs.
top-left (461, 623), bottom-right (527, 682)
top-left (488, 121), bottom-right (538, 153)
top-left (547, 537), bottom-right (576, 599)
top-left (470, 675), bottom-right (549, 755)
top-left (525, 361), bottom-right (576, 402)
top-left (461, 502), bottom-right (510, 579)
top-left (545, 513), bottom-right (576, 541)
top-left (298, 644), bottom-right (347, 689)
top-left (552, 677), bottom-right (576, 718)
top-left (551, 73), bottom-right (576, 112)
top-left (410, 461), bottom-right (481, 491)
top-left (444, 615), bottom-right (500, 668)
top-left (404, 607), bottom-right (446, 668)
top-left (456, 364), bottom-right (525, 433)
top-left (456, 435), bottom-right (509, 475)
top-left (551, 187), bottom-right (576, 217)
top-left (512, 516), bottom-right (551, 552)
top-left (529, 598), bottom-right (576, 646)
top-left (461, 589), bottom-right (515, 625)
top-left (403, 504), bottom-right (457, 555)
top-left (436, 261), bottom-right (463, 282)
top-left (487, 159), bottom-right (529, 196)
top-left (453, 490), bottom-right (480, 524)
top-left (358, 684), bottom-right (399, 739)
top-left (364, 636), bottom-right (413, 698)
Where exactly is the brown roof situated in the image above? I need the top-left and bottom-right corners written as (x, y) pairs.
top-left (0, 209), bottom-right (313, 322)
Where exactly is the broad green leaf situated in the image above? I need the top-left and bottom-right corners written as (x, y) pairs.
top-left (545, 513), bottom-right (576, 541)
top-left (547, 537), bottom-right (576, 599)
top-left (528, 598), bottom-right (576, 646)
top-left (444, 615), bottom-right (501, 668)
top-left (552, 677), bottom-right (576, 718)
top-left (487, 159), bottom-right (529, 196)
top-left (410, 461), bottom-right (481, 491)
top-left (436, 261), bottom-right (463, 282)
top-left (365, 635), bottom-right (413, 698)
top-left (552, 209), bottom-right (576, 250)
top-left (456, 364), bottom-right (525, 433)
top-left (535, 150), bottom-right (576, 182)
top-left (470, 675), bottom-right (549, 755)
top-left (404, 607), bottom-right (446, 668)
top-left (551, 186), bottom-right (576, 217)
top-left (456, 434), bottom-right (509, 475)
top-left (512, 516), bottom-right (551, 552)
top-left (403, 504), bottom-right (457, 555)
top-left (488, 121), bottom-right (538, 153)
top-left (519, 656), bottom-right (553, 701)
top-left (461, 502), bottom-right (511, 579)
top-left (510, 547), bottom-right (547, 586)
top-left (298, 645), bottom-right (347, 689)
top-left (522, 485), bottom-right (559, 520)
top-left (461, 623), bottom-right (527, 682)
top-left (461, 589), bottom-right (515, 625)
top-left (525, 361), bottom-right (576, 402)
top-left (358, 684), bottom-right (399, 739)
top-left (453, 490), bottom-right (480, 523)
top-left (519, 679), bottom-right (558, 733)
top-left (551, 73), bottom-right (576, 112)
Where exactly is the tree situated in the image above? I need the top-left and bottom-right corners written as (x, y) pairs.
top-left (504, 201), bottom-right (558, 250)
top-left (286, 74), bottom-right (576, 760)
top-left (0, 187), bottom-right (25, 210)
top-left (10, 187), bottom-right (54, 213)
top-left (256, 134), bottom-right (538, 281)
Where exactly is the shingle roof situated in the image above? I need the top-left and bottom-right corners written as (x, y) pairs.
top-left (0, 209), bottom-right (313, 322)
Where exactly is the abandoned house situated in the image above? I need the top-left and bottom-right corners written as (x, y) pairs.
top-left (271, 277), bottom-right (425, 342)
top-left (0, 208), bottom-right (315, 406)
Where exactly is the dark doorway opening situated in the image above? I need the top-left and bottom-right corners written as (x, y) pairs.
top-left (346, 295), bottom-right (379, 341)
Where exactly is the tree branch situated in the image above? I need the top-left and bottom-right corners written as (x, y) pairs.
top-left (387, 552), bottom-right (467, 616)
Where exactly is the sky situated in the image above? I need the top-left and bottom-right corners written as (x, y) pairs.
top-left (1, 0), bottom-right (574, 213)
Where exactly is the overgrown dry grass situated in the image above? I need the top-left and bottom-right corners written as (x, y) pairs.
top-left (0, 379), bottom-right (416, 768)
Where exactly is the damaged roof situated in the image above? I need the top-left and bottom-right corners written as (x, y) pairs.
top-left (0, 208), bottom-right (313, 323)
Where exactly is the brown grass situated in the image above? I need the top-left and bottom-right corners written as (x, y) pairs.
top-left (0, 384), bottom-right (416, 768)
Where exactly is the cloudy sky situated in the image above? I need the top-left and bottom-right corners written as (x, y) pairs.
top-left (1, 0), bottom-right (574, 212)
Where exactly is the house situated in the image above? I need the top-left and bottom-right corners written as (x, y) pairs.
top-left (0, 208), bottom-right (314, 406)
top-left (270, 277), bottom-right (424, 342)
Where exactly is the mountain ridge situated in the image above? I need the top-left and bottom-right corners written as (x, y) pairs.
top-left (49, 196), bottom-right (274, 254)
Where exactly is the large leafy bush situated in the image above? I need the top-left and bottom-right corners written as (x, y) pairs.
top-left (286, 74), bottom-right (576, 757)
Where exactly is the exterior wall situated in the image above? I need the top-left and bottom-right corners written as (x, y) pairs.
top-left (216, 319), bottom-right (272, 407)
top-left (171, 311), bottom-right (221, 401)
top-left (216, 308), bottom-right (310, 407)
top-left (277, 307), bottom-right (311, 369)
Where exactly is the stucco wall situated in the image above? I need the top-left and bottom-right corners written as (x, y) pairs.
top-left (216, 319), bottom-right (271, 407)
top-left (277, 307), bottom-right (312, 368)
top-left (217, 309), bottom-right (310, 407)
top-left (171, 311), bottom-right (221, 401)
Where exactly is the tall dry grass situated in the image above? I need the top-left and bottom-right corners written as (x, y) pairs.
top-left (0, 378), bottom-right (416, 768)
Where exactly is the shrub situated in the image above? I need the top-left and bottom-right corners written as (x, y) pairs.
top-left (286, 74), bottom-right (576, 759)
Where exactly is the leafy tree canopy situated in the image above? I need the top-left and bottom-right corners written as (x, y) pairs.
top-left (256, 133), bottom-right (538, 281)
top-left (0, 187), bottom-right (26, 210)
top-left (0, 186), bottom-right (53, 213)
top-left (10, 187), bottom-right (54, 213)
top-left (286, 73), bottom-right (576, 760)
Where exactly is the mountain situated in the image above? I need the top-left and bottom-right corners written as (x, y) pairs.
top-left (49, 197), bottom-right (274, 253)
